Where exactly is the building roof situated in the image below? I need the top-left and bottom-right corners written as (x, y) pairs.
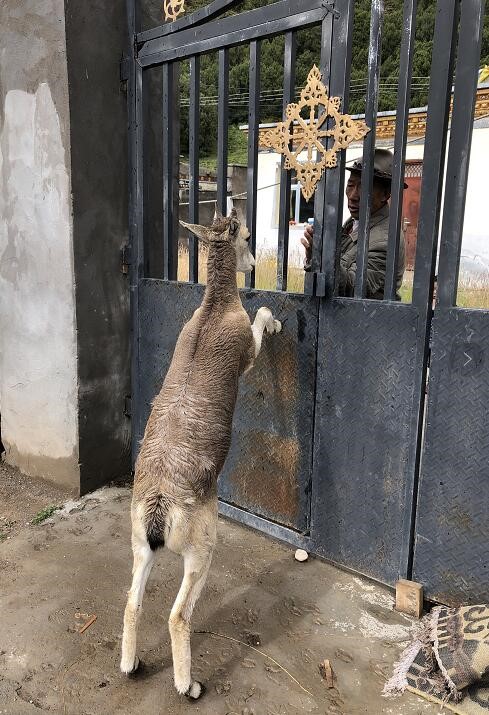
top-left (240, 83), bottom-right (489, 149)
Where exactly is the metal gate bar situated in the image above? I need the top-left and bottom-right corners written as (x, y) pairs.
top-left (305, 12), bottom-right (334, 298)
top-left (137, 0), bottom-right (243, 44)
top-left (128, 51), bottom-right (145, 458)
top-left (412, 0), bottom-right (488, 604)
top-left (437, 0), bottom-right (487, 308)
top-left (138, 0), bottom-right (327, 66)
top-left (355, 0), bottom-right (384, 299)
top-left (318, 0), bottom-right (354, 300)
top-left (412, 0), bottom-right (458, 310)
top-left (163, 62), bottom-right (180, 281)
top-left (217, 48), bottom-right (229, 216)
top-left (246, 40), bottom-right (261, 289)
top-left (188, 55), bottom-right (200, 282)
top-left (384, 0), bottom-right (418, 301)
top-left (276, 31), bottom-right (296, 292)
top-left (399, 0), bottom-right (460, 576)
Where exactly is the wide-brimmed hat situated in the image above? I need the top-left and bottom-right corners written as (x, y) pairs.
top-left (346, 148), bottom-right (408, 188)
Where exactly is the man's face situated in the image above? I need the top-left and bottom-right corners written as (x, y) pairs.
top-left (345, 172), bottom-right (391, 219)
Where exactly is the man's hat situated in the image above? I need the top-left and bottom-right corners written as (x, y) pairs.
top-left (346, 148), bottom-right (408, 188)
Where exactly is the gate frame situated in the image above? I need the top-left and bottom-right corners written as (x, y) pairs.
top-left (125, 0), bottom-right (487, 596)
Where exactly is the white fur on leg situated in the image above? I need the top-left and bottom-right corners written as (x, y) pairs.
top-left (169, 548), bottom-right (213, 697)
top-left (251, 307), bottom-right (281, 358)
top-left (120, 528), bottom-right (155, 674)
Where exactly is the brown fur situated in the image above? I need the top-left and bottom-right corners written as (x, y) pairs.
top-left (120, 209), bottom-right (280, 698)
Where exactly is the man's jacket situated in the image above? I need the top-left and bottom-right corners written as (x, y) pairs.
top-left (339, 204), bottom-right (405, 300)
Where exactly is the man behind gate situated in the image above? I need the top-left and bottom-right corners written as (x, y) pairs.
top-left (302, 148), bottom-right (406, 299)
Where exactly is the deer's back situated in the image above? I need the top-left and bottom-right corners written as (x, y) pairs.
top-left (134, 305), bottom-right (253, 500)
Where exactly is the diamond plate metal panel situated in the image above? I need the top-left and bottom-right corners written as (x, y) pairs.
top-left (137, 280), bottom-right (318, 532)
top-left (413, 307), bottom-right (489, 605)
top-left (311, 299), bottom-right (421, 585)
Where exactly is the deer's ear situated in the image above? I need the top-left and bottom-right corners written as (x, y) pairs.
top-left (180, 221), bottom-right (210, 244)
top-left (213, 203), bottom-right (224, 222)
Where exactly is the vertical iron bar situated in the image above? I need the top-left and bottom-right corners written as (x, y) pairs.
top-left (217, 48), bottom-right (229, 216)
top-left (403, 0), bottom-right (459, 579)
top-left (384, 0), bottom-right (418, 301)
top-left (355, 0), bottom-right (384, 299)
top-left (276, 32), bottom-right (296, 292)
top-left (189, 55), bottom-right (200, 283)
top-left (162, 61), bottom-right (180, 281)
top-left (305, 13), bottom-right (334, 297)
top-left (126, 0), bottom-right (143, 463)
top-left (437, 0), bottom-right (486, 308)
top-left (246, 40), bottom-right (261, 290)
top-left (320, 0), bottom-right (354, 299)
top-left (411, 1), bottom-right (459, 309)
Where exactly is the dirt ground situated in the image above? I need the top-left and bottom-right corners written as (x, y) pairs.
top-left (0, 462), bottom-right (441, 715)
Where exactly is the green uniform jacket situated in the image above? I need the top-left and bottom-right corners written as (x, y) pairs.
top-left (339, 204), bottom-right (405, 300)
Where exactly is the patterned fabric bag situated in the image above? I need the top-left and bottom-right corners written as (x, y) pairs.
top-left (384, 605), bottom-right (489, 714)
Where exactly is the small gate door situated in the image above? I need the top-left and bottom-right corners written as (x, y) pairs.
top-left (412, 0), bottom-right (488, 605)
top-left (312, 0), bottom-right (480, 584)
top-left (127, 0), bottom-right (335, 535)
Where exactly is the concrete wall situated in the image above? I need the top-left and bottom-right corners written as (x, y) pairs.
top-left (0, 0), bottom-right (131, 494)
top-left (0, 0), bottom-right (79, 489)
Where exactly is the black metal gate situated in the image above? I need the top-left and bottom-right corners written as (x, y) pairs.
top-left (126, 0), bottom-right (488, 603)
top-left (128, 0), bottom-right (334, 537)
top-left (411, 0), bottom-right (488, 605)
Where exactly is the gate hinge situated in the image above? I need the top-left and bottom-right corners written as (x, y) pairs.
top-left (120, 55), bottom-right (131, 83)
top-left (322, 1), bottom-right (340, 19)
top-left (124, 395), bottom-right (132, 418)
top-left (121, 244), bottom-right (131, 274)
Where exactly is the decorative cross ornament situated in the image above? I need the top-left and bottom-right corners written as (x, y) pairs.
top-left (164, 0), bottom-right (185, 22)
top-left (262, 65), bottom-right (370, 201)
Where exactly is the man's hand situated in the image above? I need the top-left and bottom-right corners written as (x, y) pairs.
top-left (301, 224), bottom-right (313, 268)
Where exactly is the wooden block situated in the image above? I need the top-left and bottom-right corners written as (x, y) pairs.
top-left (395, 579), bottom-right (423, 619)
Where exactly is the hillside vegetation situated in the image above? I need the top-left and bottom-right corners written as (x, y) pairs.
top-left (178, 0), bottom-right (489, 159)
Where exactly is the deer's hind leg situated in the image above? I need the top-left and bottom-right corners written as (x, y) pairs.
top-left (120, 505), bottom-right (155, 674)
top-left (167, 502), bottom-right (217, 699)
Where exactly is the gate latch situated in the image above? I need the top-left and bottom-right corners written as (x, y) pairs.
top-left (121, 245), bottom-right (131, 275)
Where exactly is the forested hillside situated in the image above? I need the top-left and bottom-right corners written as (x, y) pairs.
top-left (178, 0), bottom-right (489, 159)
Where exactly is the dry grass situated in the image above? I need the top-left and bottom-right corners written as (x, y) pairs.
top-left (177, 244), bottom-right (305, 293)
top-left (177, 244), bottom-right (489, 308)
top-left (456, 271), bottom-right (489, 309)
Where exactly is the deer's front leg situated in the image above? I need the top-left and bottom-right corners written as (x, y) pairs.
top-left (251, 306), bottom-right (281, 358)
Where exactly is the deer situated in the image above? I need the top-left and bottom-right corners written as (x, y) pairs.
top-left (120, 207), bottom-right (281, 699)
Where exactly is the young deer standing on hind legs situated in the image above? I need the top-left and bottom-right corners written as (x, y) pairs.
top-left (120, 207), bottom-right (281, 699)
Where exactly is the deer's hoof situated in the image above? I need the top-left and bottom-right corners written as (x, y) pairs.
top-left (123, 656), bottom-right (142, 676)
top-left (184, 681), bottom-right (206, 700)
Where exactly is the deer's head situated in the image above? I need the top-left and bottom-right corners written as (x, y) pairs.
top-left (180, 207), bottom-right (255, 274)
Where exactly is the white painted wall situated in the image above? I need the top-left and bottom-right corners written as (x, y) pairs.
top-left (0, 83), bottom-right (79, 488)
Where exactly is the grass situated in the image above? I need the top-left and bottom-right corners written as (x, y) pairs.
top-left (31, 505), bottom-right (60, 525)
top-left (455, 272), bottom-right (489, 309)
top-left (177, 244), bottom-right (305, 292)
top-left (400, 271), bottom-right (489, 308)
top-left (177, 245), bottom-right (489, 307)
